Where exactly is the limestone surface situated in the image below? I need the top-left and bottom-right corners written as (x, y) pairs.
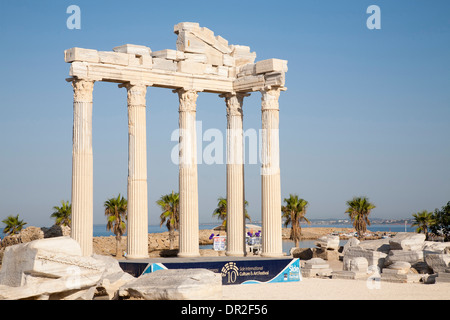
top-left (389, 232), bottom-right (426, 251)
top-left (119, 269), bottom-right (222, 300)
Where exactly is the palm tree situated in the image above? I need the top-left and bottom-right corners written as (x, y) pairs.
top-left (104, 194), bottom-right (127, 258)
top-left (156, 191), bottom-right (179, 250)
top-left (212, 197), bottom-right (250, 228)
top-left (412, 210), bottom-right (435, 240)
top-left (51, 200), bottom-right (71, 227)
top-left (345, 196), bottom-right (376, 239)
top-left (2, 214), bottom-right (27, 236)
top-left (281, 194), bottom-right (310, 247)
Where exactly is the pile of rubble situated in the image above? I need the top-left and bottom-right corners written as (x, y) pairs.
top-left (292, 235), bottom-right (341, 263)
top-left (295, 232), bottom-right (450, 284)
top-left (0, 236), bottom-right (221, 300)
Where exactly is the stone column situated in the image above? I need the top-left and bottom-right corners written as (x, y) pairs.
top-left (124, 83), bottom-right (149, 259)
top-left (222, 93), bottom-right (247, 256)
top-left (71, 78), bottom-right (95, 256)
top-left (260, 87), bottom-right (284, 257)
top-left (176, 88), bottom-right (200, 257)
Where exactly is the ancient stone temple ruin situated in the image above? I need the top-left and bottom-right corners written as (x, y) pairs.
top-left (64, 22), bottom-right (288, 259)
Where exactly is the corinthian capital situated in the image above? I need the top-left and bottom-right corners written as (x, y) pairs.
top-left (176, 88), bottom-right (198, 112)
top-left (125, 83), bottom-right (147, 106)
top-left (72, 79), bottom-right (94, 102)
top-left (222, 93), bottom-right (249, 118)
top-left (260, 87), bottom-right (282, 111)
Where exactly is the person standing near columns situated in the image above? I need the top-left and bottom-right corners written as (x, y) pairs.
top-left (260, 86), bottom-right (284, 257)
top-left (71, 78), bottom-right (95, 256)
top-left (222, 93), bottom-right (248, 256)
top-left (123, 82), bottom-right (149, 259)
top-left (176, 88), bottom-right (200, 257)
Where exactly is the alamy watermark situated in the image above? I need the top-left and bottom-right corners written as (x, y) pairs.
top-left (170, 121), bottom-right (280, 175)
top-left (366, 265), bottom-right (381, 289)
top-left (67, 5), bottom-right (81, 30)
top-left (367, 5), bottom-right (381, 30)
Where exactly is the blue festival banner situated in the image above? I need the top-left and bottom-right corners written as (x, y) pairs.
top-left (120, 258), bottom-right (301, 285)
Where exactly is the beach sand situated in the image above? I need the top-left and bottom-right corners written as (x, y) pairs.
top-left (221, 260), bottom-right (450, 300)
top-left (222, 278), bottom-right (450, 300)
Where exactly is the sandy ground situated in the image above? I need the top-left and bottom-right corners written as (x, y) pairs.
top-left (221, 260), bottom-right (450, 300)
top-left (221, 278), bottom-right (450, 300)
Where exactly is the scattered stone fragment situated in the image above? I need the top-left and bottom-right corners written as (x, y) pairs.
top-left (119, 269), bottom-right (222, 300)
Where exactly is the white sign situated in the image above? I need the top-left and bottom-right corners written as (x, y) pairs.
top-left (213, 236), bottom-right (226, 251)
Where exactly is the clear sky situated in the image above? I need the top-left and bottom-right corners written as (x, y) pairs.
top-left (0, 0), bottom-right (449, 227)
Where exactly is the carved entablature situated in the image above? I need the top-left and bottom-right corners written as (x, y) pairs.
top-left (65, 22), bottom-right (287, 94)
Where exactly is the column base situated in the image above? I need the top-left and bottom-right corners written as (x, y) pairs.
top-left (261, 252), bottom-right (285, 258)
top-left (177, 251), bottom-right (200, 258)
top-left (225, 251), bottom-right (245, 257)
top-left (125, 254), bottom-right (149, 260)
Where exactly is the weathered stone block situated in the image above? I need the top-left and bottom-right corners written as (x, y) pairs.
top-left (98, 51), bottom-right (129, 66)
top-left (184, 53), bottom-right (207, 64)
top-left (151, 49), bottom-right (185, 61)
top-left (190, 27), bottom-right (216, 47)
top-left (331, 270), bottom-right (369, 280)
top-left (113, 44), bottom-right (152, 56)
top-left (303, 258), bottom-right (329, 269)
top-left (389, 232), bottom-right (426, 251)
top-left (385, 261), bottom-right (411, 274)
top-left (342, 237), bottom-right (360, 255)
top-left (237, 63), bottom-right (256, 77)
top-left (343, 246), bottom-right (387, 271)
top-left (348, 257), bottom-right (369, 273)
top-left (174, 22), bottom-right (200, 34)
top-left (233, 75), bottom-right (265, 91)
top-left (358, 238), bottom-right (391, 253)
top-left (176, 31), bottom-right (207, 54)
top-left (119, 269), bottom-right (222, 300)
top-left (425, 253), bottom-right (450, 273)
top-left (422, 241), bottom-right (450, 253)
top-left (264, 72), bottom-right (285, 87)
top-left (380, 272), bottom-right (423, 283)
top-left (216, 35), bottom-right (228, 47)
top-left (223, 54), bottom-right (234, 67)
top-left (65, 47), bottom-right (99, 63)
top-left (230, 45), bottom-right (256, 67)
top-left (312, 247), bottom-right (340, 261)
top-left (204, 46), bottom-right (223, 66)
top-left (435, 272), bottom-right (450, 283)
top-left (177, 61), bottom-right (207, 74)
top-left (384, 250), bottom-right (424, 266)
top-left (315, 235), bottom-right (340, 251)
top-left (255, 58), bottom-right (288, 74)
top-left (291, 248), bottom-right (313, 260)
top-left (0, 237), bottom-right (113, 300)
top-left (152, 58), bottom-right (177, 71)
top-left (216, 66), bottom-right (228, 77)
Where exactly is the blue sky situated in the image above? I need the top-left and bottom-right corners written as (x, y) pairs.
top-left (0, 0), bottom-right (449, 227)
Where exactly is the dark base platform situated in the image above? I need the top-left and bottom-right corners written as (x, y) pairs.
top-left (119, 256), bottom-right (301, 285)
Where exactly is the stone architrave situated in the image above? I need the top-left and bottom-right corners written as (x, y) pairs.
top-left (177, 88), bottom-right (200, 257)
top-left (222, 93), bottom-right (248, 256)
top-left (124, 83), bottom-right (149, 259)
top-left (71, 79), bottom-right (95, 256)
top-left (260, 87), bottom-right (283, 257)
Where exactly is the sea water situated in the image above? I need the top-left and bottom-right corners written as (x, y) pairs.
top-left (0, 223), bottom-right (415, 254)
